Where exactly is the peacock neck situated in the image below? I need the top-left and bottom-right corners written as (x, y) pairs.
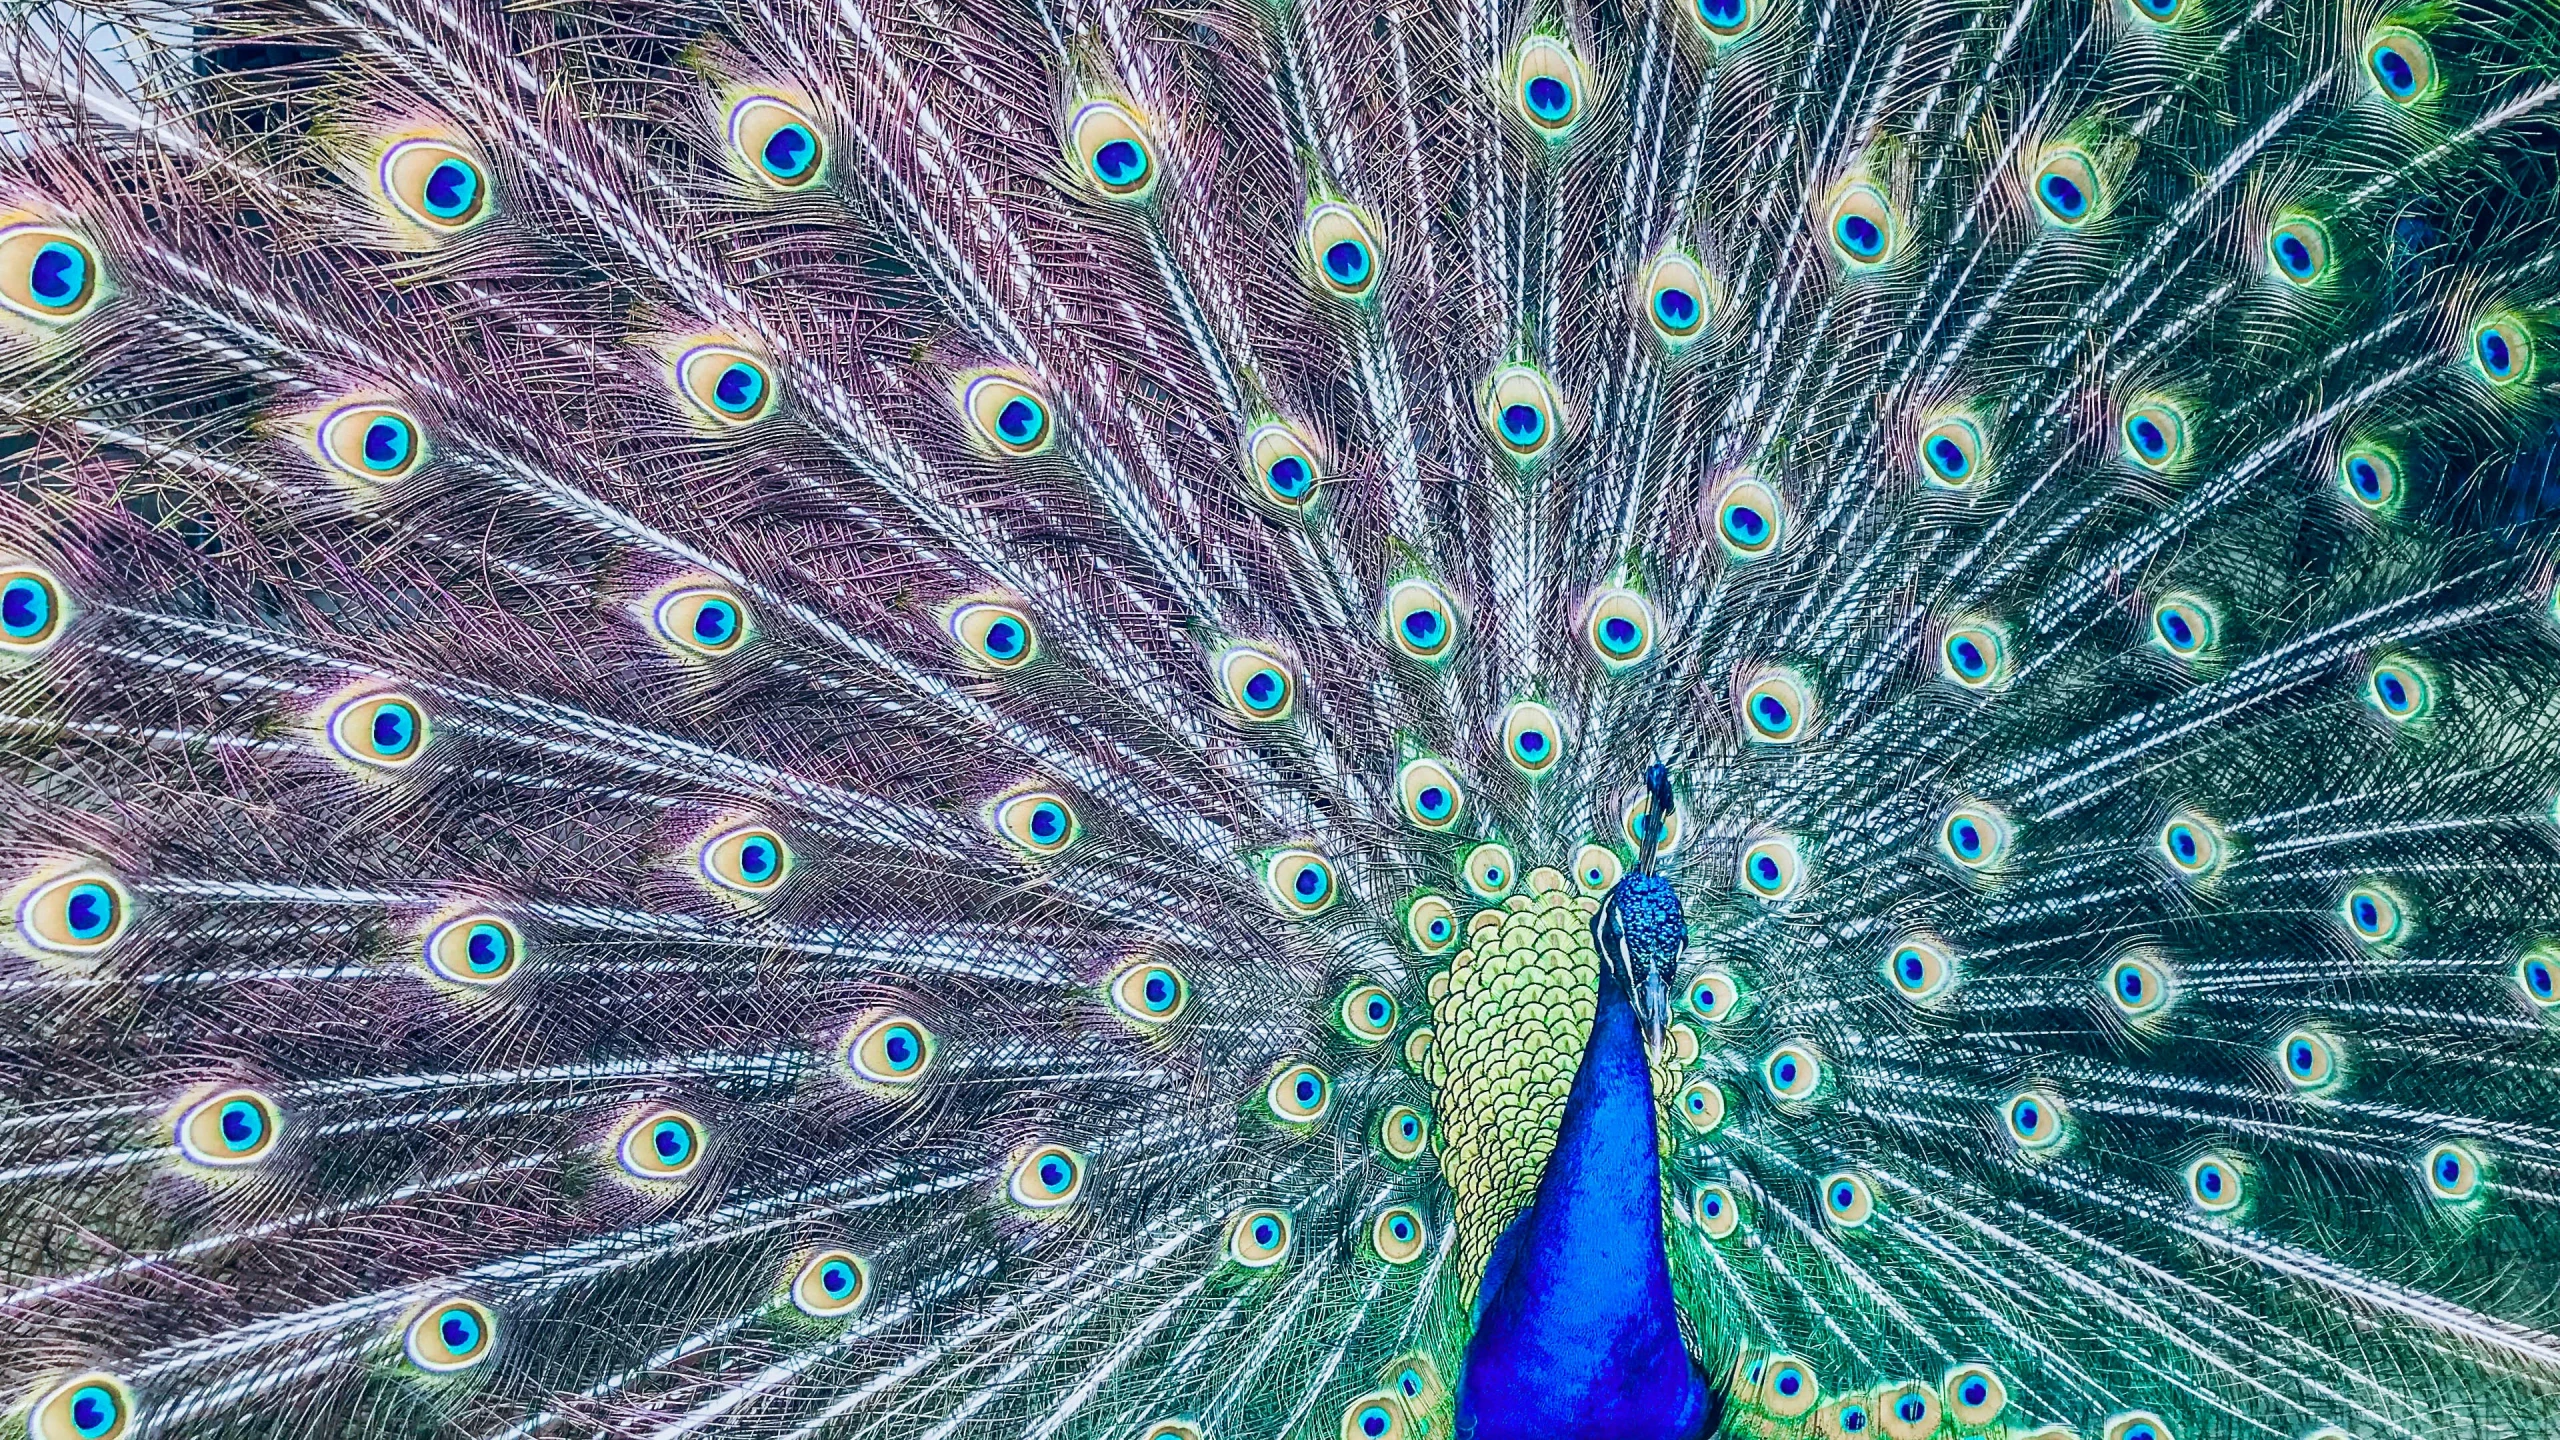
top-left (1455, 954), bottom-right (1717, 1440)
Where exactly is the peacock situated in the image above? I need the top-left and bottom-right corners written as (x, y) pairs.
top-left (4, 0), bottom-right (2560, 1434)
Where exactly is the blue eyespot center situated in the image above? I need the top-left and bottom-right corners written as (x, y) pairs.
top-left (2017, 1102), bottom-right (2040, 1130)
top-left (2130, 417), bottom-right (2168, 458)
top-left (1754, 696), bottom-right (1790, 730)
top-left (219, 1099), bottom-right (263, 1151)
top-left (1724, 504), bottom-right (1768, 542)
top-left (69, 1386), bottom-right (116, 1437)
top-left (1700, 0), bottom-right (1745, 23)
top-left (2351, 459), bottom-right (2384, 497)
top-left (440, 1308), bottom-right (481, 1352)
top-left (1028, 803), bottom-right (1066, 843)
top-left (1961, 1380), bottom-right (1988, 1405)
top-left (364, 417), bottom-right (413, 472)
top-left (2039, 172), bottom-right (2086, 217)
top-left (763, 124), bottom-right (815, 178)
top-left (1360, 1407), bottom-right (1392, 1437)
top-left (1418, 786), bottom-right (1449, 817)
top-left (1403, 609), bottom-right (1445, 645)
top-left (1754, 856), bottom-right (1780, 885)
top-left (1899, 1396), bottom-right (1926, 1423)
top-left (2373, 45), bottom-right (2417, 96)
top-left (1776, 1369), bottom-right (1802, 1397)
top-left (2120, 968), bottom-right (2145, 999)
top-left (1841, 1406), bottom-right (1867, 1431)
top-left (64, 882), bottom-right (114, 940)
top-left (423, 159), bottom-right (480, 219)
top-left (2531, 961), bottom-right (2555, 997)
top-left (2439, 1154), bottom-right (2462, 1184)
top-left (1928, 436), bottom-right (1968, 476)
top-left (1325, 240), bottom-right (1371, 287)
top-left (1837, 214), bottom-right (1883, 257)
top-left (30, 241), bottom-right (88, 307)
top-left (1654, 286), bottom-right (1699, 328)
top-left (2, 576), bottom-right (52, 638)
top-left (1601, 616), bottom-right (1640, 652)
top-left (1295, 1076), bottom-right (1320, 1104)
top-left (466, 923), bottom-right (509, 973)
top-left (2479, 329), bottom-right (2515, 376)
top-left (1094, 139), bottom-right (1148, 186)
top-left (2291, 1042), bottom-right (2316, 1072)
top-left (2277, 234), bottom-right (2314, 276)
top-left (740, 839), bottom-right (776, 880)
top-left (713, 364), bottom-right (765, 414)
top-left (1040, 1156), bottom-right (1070, 1190)
top-left (371, 703), bottom-right (416, 756)
top-left (822, 1261), bottom-right (853, 1294)
top-left (654, 1121), bottom-right (689, 1161)
top-left (1267, 455), bottom-right (1311, 498)
top-left (1525, 75), bottom-right (1572, 121)
top-left (997, 397), bottom-right (1044, 445)
top-left (694, 601), bottom-right (738, 644)
top-left (984, 619), bottom-right (1024, 659)
top-left (1517, 730), bottom-right (1549, 759)
top-left (1501, 403), bottom-right (1545, 446)
top-left (1833, 1183), bottom-right (1855, 1208)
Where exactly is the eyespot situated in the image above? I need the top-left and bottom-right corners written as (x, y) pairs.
top-left (1939, 803), bottom-right (2011, 871)
top-left (1142, 1423), bottom-right (1206, 1440)
top-left (319, 402), bottom-right (428, 481)
top-left (1265, 1060), bottom-right (1332, 1124)
top-left (991, 789), bottom-right (1079, 858)
top-left (2423, 1141), bottom-right (2482, 1201)
top-left (1500, 701), bottom-right (1564, 776)
top-left (2338, 443), bottom-right (2401, 510)
top-left (1829, 1399), bottom-right (1873, 1436)
top-left (1624, 791), bottom-right (1684, 856)
top-left (1110, 959), bottom-right (1190, 1024)
top-left (425, 914), bottom-right (523, 986)
top-left (1917, 413), bottom-right (1986, 489)
top-left (1754, 1357), bottom-right (1815, 1420)
top-left (1763, 1042), bottom-right (1821, 1100)
top-left (2471, 314), bottom-right (2534, 387)
top-left (2185, 1153), bottom-right (2245, 1213)
top-left (790, 1249), bottom-right (868, 1317)
top-left (1306, 202), bottom-right (1383, 300)
top-left (2341, 884), bottom-right (2405, 945)
top-left (2103, 1413), bottom-right (2173, 1440)
top-left (1713, 473), bottom-right (1785, 558)
top-left (1880, 1384), bottom-right (1940, 1440)
top-left (1384, 1354), bottom-right (1445, 1414)
top-left (729, 95), bottom-right (825, 188)
top-left (1741, 668), bottom-right (1814, 744)
top-left (1885, 937), bottom-right (1955, 1003)
top-left (1639, 250), bottom-right (1712, 343)
top-left (2106, 952), bottom-right (2174, 1019)
top-left (1228, 1206), bottom-right (1295, 1268)
top-left (0, 566), bottom-right (67, 655)
top-left (1584, 588), bottom-right (1658, 669)
top-left (1484, 365), bottom-right (1562, 459)
top-left (2365, 27), bottom-right (2434, 104)
top-left (1941, 622), bottom-right (2008, 688)
top-left (947, 598), bottom-right (1038, 671)
top-left (846, 1014), bottom-right (937, 1086)
top-left (616, 1108), bottom-right (705, 1180)
top-left (2279, 1028), bottom-right (2340, 1089)
top-left (2127, 0), bottom-right (2183, 23)
top-left (1383, 578), bottom-right (1459, 662)
top-left (25, 1373), bottom-right (132, 1440)
top-left (1379, 1104), bottom-right (1429, 1161)
top-left (962, 372), bottom-right (1053, 456)
top-left (2266, 217), bottom-right (2331, 286)
top-left (1397, 758), bottom-right (1466, 831)
top-left (1243, 420), bottom-right (1323, 510)
top-left (14, 870), bottom-right (130, 954)
top-left (2158, 810), bottom-right (2223, 877)
top-left (326, 691), bottom-right (430, 769)
top-left (1820, 1170), bottom-right (1874, 1228)
top-left (1009, 1143), bottom-right (1086, 1208)
top-left (1943, 1364), bottom-right (2007, 1426)
top-left (2006, 1088), bottom-right (2066, 1150)
top-left (1687, 969), bottom-right (1742, 1023)
top-left (0, 224), bottom-right (103, 324)
top-left (675, 344), bottom-right (774, 425)
top-left (1402, 1026), bottom-right (1435, 1072)
top-left (1675, 1079), bottom-right (1728, 1135)
top-left (1573, 844), bottom-right (1624, 896)
top-left (1340, 984), bottom-right (1397, 1042)
top-left (1071, 99), bottom-right (1156, 198)
top-left (1694, 1182), bottom-right (1740, 1238)
top-left (1371, 1206), bottom-right (1427, 1264)
top-left (699, 824), bottom-right (790, 894)
top-left (1512, 36), bottom-right (1585, 134)
top-left (1463, 841), bottom-right (1517, 899)
top-left (2150, 594), bottom-right (2217, 658)
top-left (2029, 146), bottom-right (2103, 228)
top-left (652, 585), bottom-right (752, 658)
top-left (401, 1297), bottom-right (497, 1375)
top-left (1340, 1393), bottom-right (1414, 1440)
top-left (378, 137), bottom-right (492, 232)
top-left (1407, 894), bottom-right (1459, 954)
top-left (175, 1088), bottom-right (280, 1168)
top-left (1826, 180), bottom-right (1896, 266)
top-left (2121, 397), bottom-right (2191, 471)
top-left (1739, 835), bottom-right (1804, 901)
top-left (1214, 642), bottom-right (1296, 723)
top-left (1267, 849), bottom-right (1339, 916)
top-left (1692, 0), bottom-right (1767, 40)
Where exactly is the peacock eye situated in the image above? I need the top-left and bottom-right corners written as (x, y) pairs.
top-left (327, 692), bottom-right (430, 769)
top-left (1228, 1206), bottom-right (1295, 1267)
top-left (2337, 443), bottom-right (2402, 511)
top-left (2106, 953), bottom-right (2175, 1019)
top-left (2156, 810), bottom-right (2223, 877)
top-left (728, 95), bottom-right (826, 188)
top-left (2103, 1412), bottom-right (2171, 1440)
top-left (1384, 578), bottom-right (1459, 662)
top-left (1264, 1060), bottom-right (1332, 1124)
top-left (990, 789), bottom-right (1079, 858)
top-left (790, 1249), bottom-right (868, 1317)
top-left (2029, 146), bottom-right (2103, 227)
top-left (846, 1014), bottom-right (937, 1086)
top-left (2127, 0), bottom-right (2183, 22)
top-left (1405, 894), bottom-right (1459, 954)
top-left (652, 585), bottom-right (753, 658)
top-left (175, 1088), bottom-right (280, 1168)
top-left (1572, 843), bottom-right (1624, 896)
top-left (2421, 1141), bottom-right (2483, 1201)
top-left (1916, 413), bottom-right (1987, 488)
top-left (2471, 315), bottom-right (2535, 387)
top-left (2006, 1088), bottom-right (2066, 1150)
top-left (1500, 700), bottom-right (1564, 776)
top-left (2267, 216), bottom-right (2331, 286)
top-left (1740, 668), bottom-right (1814, 744)
top-left (1341, 1393), bottom-right (1414, 1440)
top-left (1938, 803), bottom-right (2011, 870)
top-left (319, 403), bottom-right (428, 481)
top-left (1820, 1170), bottom-right (1875, 1227)
top-left (14, 870), bottom-right (130, 954)
top-left (1693, 1182), bottom-right (1740, 1237)
top-left (0, 565), bottom-right (67, 654)
top-left (1884, 938), bottom-right (1955, 1002)
top-left (675, 344), bottom-right (775, 425)
top-left (2185, 1153), bottom-right (2246, 1212)
top-left (1378, 1104), bottom-right (1429, 1161)
top-left (946, 599), bottom-right (1038, 671)
top-left (1305, 202), bottom-right (1383, 300)
top-left (1943, 1363), bottom-right (2008, 1425)
top-left (1070, 99), bottom-right (1157, 198)
top-left (1265, 849), bottom-right (1338, 916)
top-left (2364, 27), bottom-right (2435, 104)
top-left (0, 224), bottom-right (102, 324)
top-left (426, 914), bottom-right (523, 986)
top-left (1826, 180), bottom-right (1896, 266)
top-left (1714, 474), bottom-right (1786, 558)
top-left (1216, 642), bottom-right (1296, 722)
top-left (1141, 1424), bottom-right (1207, 1440)
top-left (616, 1108), bottom-right (705, 1180)
top-left (378, 137), bottom-right (492, 232)
top-left (1512, 37), bottom-right (1585, 134)
top-left (1484, 365), bottom-right (1562, 459)
top-left (1764, 1358), bottom-right (1818, 1419)
top-left (2279, 1028), bottom-right (2340, 1088)
top-left (2365, 657), bottom-right (2437, 722)
top-left (1370, 1205), bottom-right (1426, 1264)
top-left (26, 1373), bottom-right (133, 1440)
top-left (1623, 791), bottom-right (1685, 855)
top-left (1338, 983), bottom-right (1397, 1042)
top-left (1243, 420), bottom-right (1324, 510)
top-left (403, 1297), bottom-right (497, 1374)
top-left (1940, 622), bottom-right (2008, 687)
top-left (961, 372), bottom-right (1053, 456)
top-left (1462, 841), bottom-right (1517, 899)
top-left (1009, 1143), bottom-right (1086, 1208)
top-left (1886, 1384), bottom-right (1943, 1435)
top-left (1639, 250), bottom-right (1712, 343)
top-left (1687, 969), bottom-right (1742, 1021)
top-left (2120, 397), bottom-right (2191, 470)
top-left (2150, 594), bottom-right (2217, 658)
top-left (698, 824), bottom-right (792, 894)
top-left (1396, 757), bottom-right (1466, 831)
top-left (1676, 1080), bottom-right (1728, 1134)
top-left (1110, 959), bottom-right (1190, 1024)
top-left (1583, 588), bottom-right (1658, 669)
top-left (1739, 835), bottom-right (1803, 899)
top-left (1691, 0), bottom-right (1767, 40)
top-left (1762, 1042), bottom-right (1821, 1100)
